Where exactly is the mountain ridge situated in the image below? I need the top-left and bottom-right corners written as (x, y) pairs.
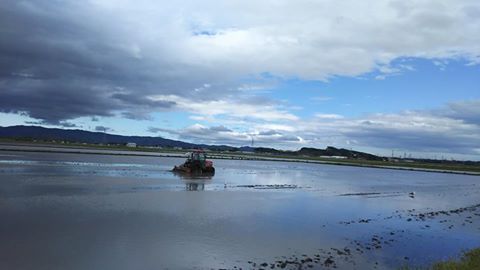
top-left (0, 125), bottom-right (381, 160)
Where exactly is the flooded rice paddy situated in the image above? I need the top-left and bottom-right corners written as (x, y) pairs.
top-left (0, 150), bottom-right (479, 269)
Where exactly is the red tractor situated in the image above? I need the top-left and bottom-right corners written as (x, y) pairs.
top-left (173, 150), bottom-right (215, 174)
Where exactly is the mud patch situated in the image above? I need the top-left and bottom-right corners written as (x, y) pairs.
top-left (339, 192), bottom-right (381, 196)
top-left (235, 184), bottom-right (299, 190)
top-left (241, 247), bottom-right (356, 269)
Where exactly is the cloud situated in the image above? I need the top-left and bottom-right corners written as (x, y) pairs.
top-left (374, 63), bottom-right (416, 80)
top-left (209, 125), bottom-right (233, 132)
top-left (149, 95), bottom-right (299, 122)
top-left (24, 120), bottom-right (78, 128)
top-left (1, 1), bottom-right (480, 158)
top-left (150, 100), bottom-right (480, 158)
top-left (292, 101), bottom-right (480, 156)
top-left (148, 123), bottom-right (304, 146)
top-left (444, 100), bottom-right (480, 125)
top-left (341, 113), bottom-right (480, 154)
top-left (95, 125), bottom-right (112, 132)
top-left (1, 0), bottom-right (479, 123)
top-left (150, 124), bottom-right (249, 145)
top-left (59, 122), bottom-right (78, 128)
top-left (258, 130), bottom-right (282, 136)
top-left (314, 114), bottom-right (344, 119)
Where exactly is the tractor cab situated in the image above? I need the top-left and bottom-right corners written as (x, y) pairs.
top-left (187, 151), bottom-right (206, 164)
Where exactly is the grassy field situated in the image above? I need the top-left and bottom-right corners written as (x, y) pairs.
top-left (401, 248), bottom-right (480, 269)
top-left (432, 248), bottom-right (480, 269)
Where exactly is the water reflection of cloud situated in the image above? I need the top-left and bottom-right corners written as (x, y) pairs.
top-left (1, 152), bottom-right (480, 269)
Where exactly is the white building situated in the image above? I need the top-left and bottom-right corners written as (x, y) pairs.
top-left (126, 142), bottom-right (137, 148)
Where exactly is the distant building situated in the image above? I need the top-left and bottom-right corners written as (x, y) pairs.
top-left (126, 142), bottom-right (137, 148)
top-left (320, 155), bottom-right (347, 159)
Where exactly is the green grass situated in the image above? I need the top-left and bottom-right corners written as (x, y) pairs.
top-left (432, 248), bottom-right (480, 270)
top-left (401, 248), bottom-right (480, 270)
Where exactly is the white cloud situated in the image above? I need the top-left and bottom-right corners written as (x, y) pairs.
top-left (3, 0), bottom-right (480, 123)
top-left (62, 0), bottom-right (480, 81)
top-left (314, 114), bottom-right (344, 119)
top-left (254, 124), bottom-right (297, 132)
top-left (3, 0), bottom-right (480, 159)
top-left (294, 103), bottom-right (480, 157)
top-left (154, 100), bottom-right (480, 159)
top-left (149, 95), bottom-right (299, 121)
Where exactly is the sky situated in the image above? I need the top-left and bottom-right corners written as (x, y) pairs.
top-left (0, 0), bottom-right (479, 160)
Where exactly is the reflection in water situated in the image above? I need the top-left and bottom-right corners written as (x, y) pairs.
top-left (185, 181), bottom-right (205, 191)
top-left (1, 151), bottom-right (480, 270)
top-left (172, 170), bottom-right (214, 191)
top-left (172, 170), bottom-right (215, 179)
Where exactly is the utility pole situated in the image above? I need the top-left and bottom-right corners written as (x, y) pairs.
top-left (102, 127), bottom-right (107, 145)
top-left (249, 133), bottom-right (256, 148)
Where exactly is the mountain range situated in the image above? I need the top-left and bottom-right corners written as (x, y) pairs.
top-left (0, 125), bottom-right (382, 160)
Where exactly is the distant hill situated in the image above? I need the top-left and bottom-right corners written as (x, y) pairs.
top-left (0, 125), bottom-right (382, 160)
top-left (297, 146), bottom-right (383, 160)
top-left (0, 125), bottom-right (195, 148)
top-left (252, 146), bottom-right (383, 160)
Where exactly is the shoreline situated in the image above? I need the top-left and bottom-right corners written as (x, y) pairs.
top-left (0, 143), bottom-right (479, 176)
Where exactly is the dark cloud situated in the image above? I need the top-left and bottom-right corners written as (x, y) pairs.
top-left (59, 122), bottom-right (78, 128)
top-left (258, 130), bottom-right (282, 136)
top-left (445, 100), bottom-right (480, 125)
top-left (209, 125), bottom-right (233, 132)
top-left (148, 127), bottom-right (178, 134)
top-left (148, 125), bottom-right (246, 145)
top-left (274, 135), bottom-right (301, 142)
top-left (95, 126), bottom-right (112, 132)
top-left (345, 126), bottom-right (478, 154)
top-left (24, 121), bottom-right (43, 125)
top-left (111, 93), bottom-right (176, 109)
top-left (187, 125), bottom-right (234, 136)
top-left (0, 80), bottom-right (119, 123)
top-left (0, 1), bottom-right (241, 123)
top-left (1, 1), bottom-right (479, 159)
top-left (0, 0), bottom-right (126, 122)
top-left (337, 104), bottom-right (480, 155)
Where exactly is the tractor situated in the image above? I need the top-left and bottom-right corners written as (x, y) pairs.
top-left (173, 150), bottom-right (215, 174)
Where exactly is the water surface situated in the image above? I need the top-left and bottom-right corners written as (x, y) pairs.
top-left (0, 151), bottom-right (479, 269)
